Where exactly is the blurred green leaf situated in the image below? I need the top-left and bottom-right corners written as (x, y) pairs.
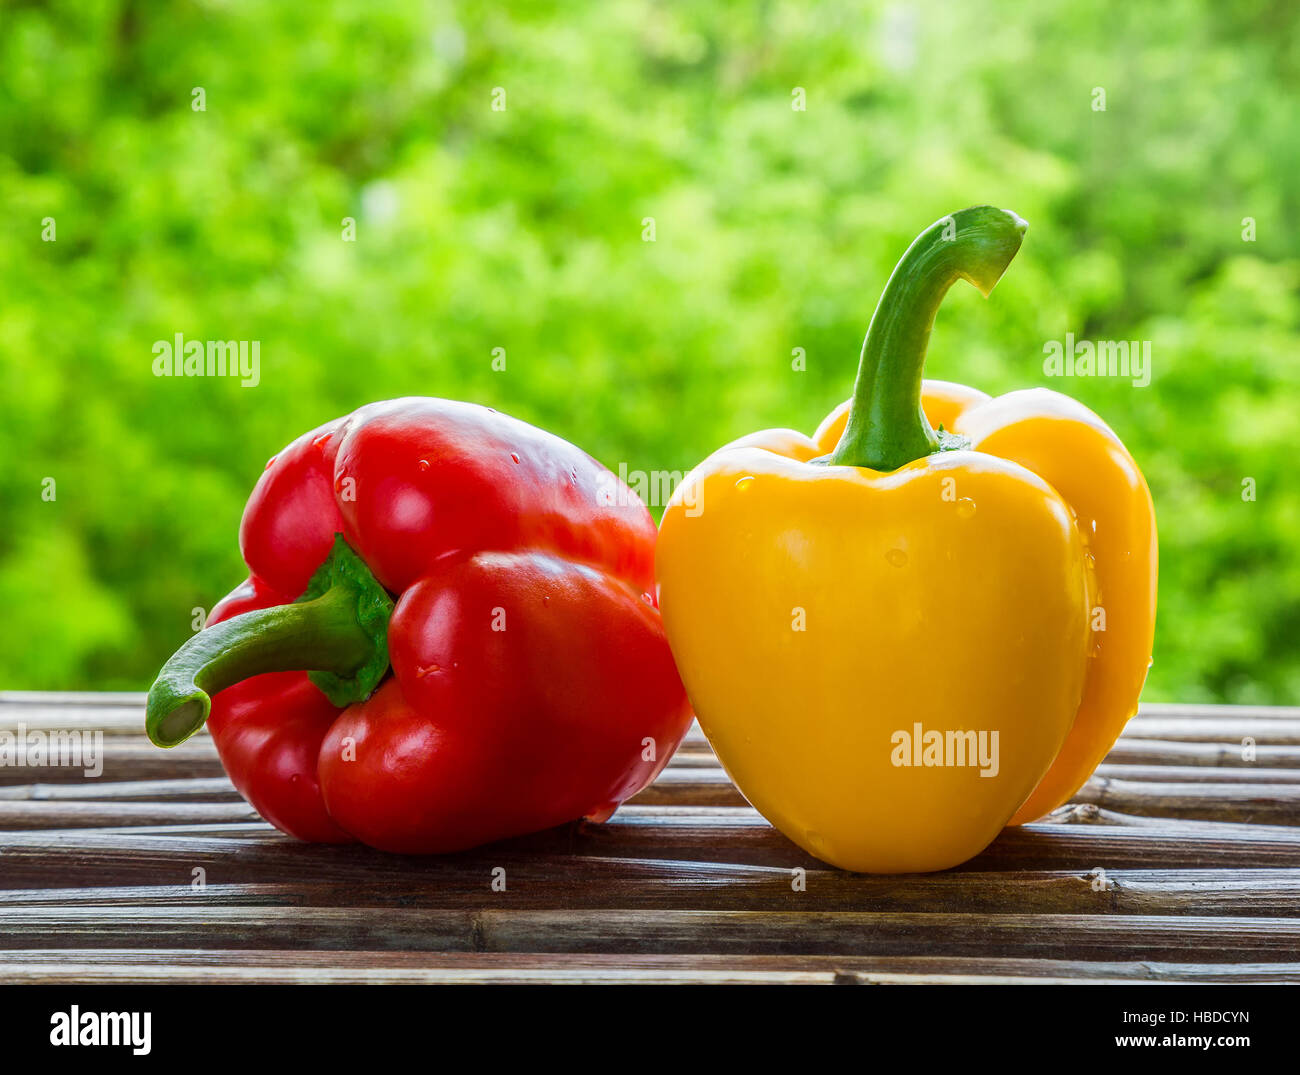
top-left (0, 0), bottom-right (1296, 702)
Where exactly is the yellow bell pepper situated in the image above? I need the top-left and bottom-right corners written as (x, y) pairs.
top-left (657, 207), bottom-right (1157, 873)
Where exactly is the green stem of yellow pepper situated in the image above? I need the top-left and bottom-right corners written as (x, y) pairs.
top-left (828, 206), bottom-right (1027, 472)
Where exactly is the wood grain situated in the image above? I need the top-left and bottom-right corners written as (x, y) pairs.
top-left (2, 906), bottom-right (1298, 962)
top-left (1, 692), bottom-right (1297, 983)
top-left (4, 949), bottom-right (1298, 984)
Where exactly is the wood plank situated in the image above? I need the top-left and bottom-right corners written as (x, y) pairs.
top-left (1, 906), bottom-right (1297, 961)
top-left (0, 692), bottom-right (147, 707)
top-left (0, 738), bottom-right (224, 785)
top-left (1048, 803), bottom-right (1260, 830)
top-left (1093, 763), bottom-right (1300, 784)
top-left (0, 708), bottom-right (199, 736)
top-left (1122, 716), bottom-right (1300, 744)
top-left (5, 810), bottom-right (1300, 884)
top-left (629, 767), bottom-right (746, 806)
top-left (3, 691), bottom-right (1296, 985)
top-left (19, 822), bottom-right (280, 839)
top-left (1135, 703), bottom-right (1300, 721)
top-left (0, 778), bottom-right (240, 803)
top-left (5, 949), bottom-right (1298, 983)
top-left (0, 800), bottom-right (259, 829)
top-left (1, 867), bottom-right (1297, 915)
top-left (1074, 778), bottom-right (1300, 825)
top-left (971, 822), bottom-right (1300, 868)
top-left (1103, 738), bottom-right (1300, 767)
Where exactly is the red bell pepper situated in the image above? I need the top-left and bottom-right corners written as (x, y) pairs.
top-left (146, 398), bottom-right (694, 853)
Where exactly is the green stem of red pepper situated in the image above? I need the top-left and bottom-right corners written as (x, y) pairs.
top-left (828, 206), bottom-right (1027, 472)
top-left (146, 536), bottom-right (393, 747)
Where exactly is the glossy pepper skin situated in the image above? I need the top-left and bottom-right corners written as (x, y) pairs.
top-left (656, 208), bottom-right (1157, 873)
top-left (147, 398), bottom-right (694, 853)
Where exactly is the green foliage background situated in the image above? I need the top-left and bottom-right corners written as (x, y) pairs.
top-left (1, 0), bottom-right (1297, 701)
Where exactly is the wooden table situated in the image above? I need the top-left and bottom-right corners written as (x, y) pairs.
top-left (2, 692), bottom-right (1298, 984)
